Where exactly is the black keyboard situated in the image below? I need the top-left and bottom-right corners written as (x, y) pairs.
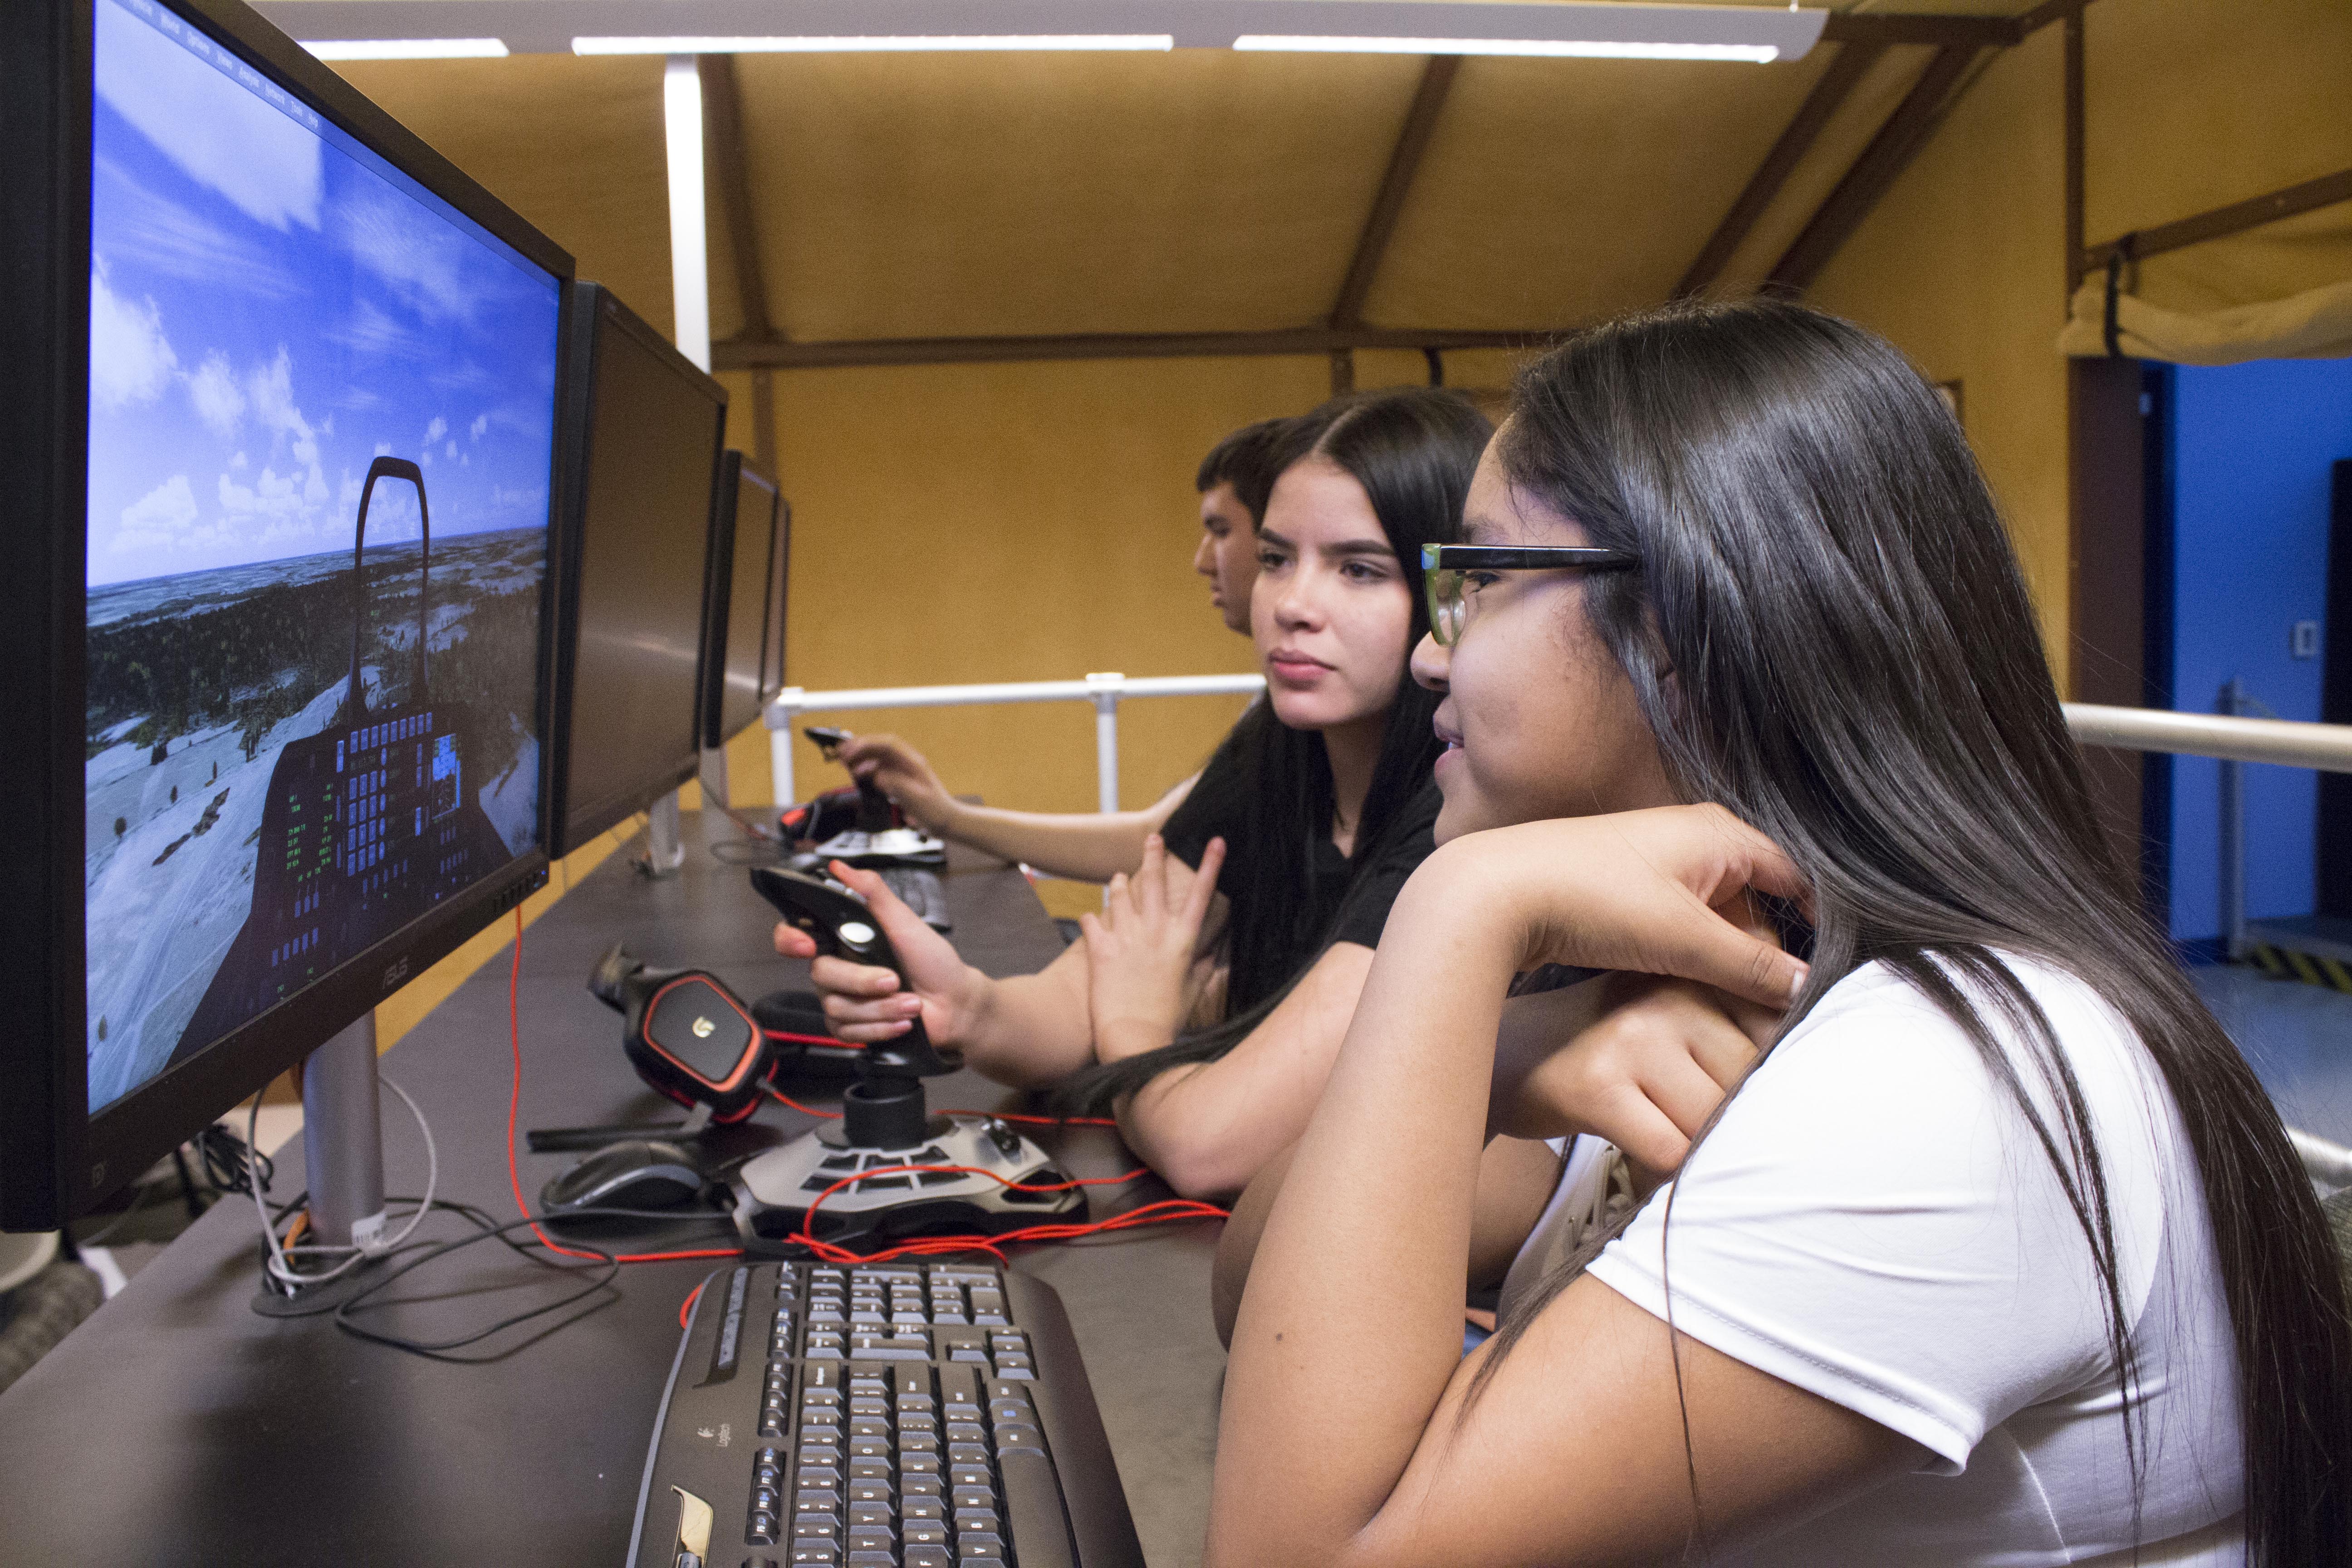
top-left (626, 1261), bottom-right (1144, 1568)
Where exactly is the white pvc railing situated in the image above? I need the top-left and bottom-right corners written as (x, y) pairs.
top-left (766, 671), bottom-right (1267, 811)
top-left (2061, 702), bottom-right (2352, 774)
top-left (762, 681), bottom-right (2352, 815)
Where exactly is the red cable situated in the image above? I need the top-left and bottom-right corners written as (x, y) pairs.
top-left (505, 912), bottom-right (1216, 1272)
top-left (680, 1280), bottom-right (706, 1330)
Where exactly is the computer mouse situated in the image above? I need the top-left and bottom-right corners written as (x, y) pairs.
top-left (540, 1139), bottom-right (708, 1215)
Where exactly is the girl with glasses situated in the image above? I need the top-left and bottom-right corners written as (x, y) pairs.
top-left (1211, 299), bottom-right (2352, 1564)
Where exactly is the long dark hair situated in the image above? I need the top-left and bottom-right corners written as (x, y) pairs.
top-left (1060, 387), bottom-right (1490, 1112)
top-left (1475, 298), bottom-right (2352, 1562)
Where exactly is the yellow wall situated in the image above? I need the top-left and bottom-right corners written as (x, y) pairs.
top-left (1805, 0), bottom-right (2352, 696)
top-left (716, 354), bottom-right (1318, 916)
top-left (1806, 33), bottom-right (2072, 683)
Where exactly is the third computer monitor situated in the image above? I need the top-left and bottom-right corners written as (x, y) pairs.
top-left (549, 284), bottom-right (727, 857)
top-left (703, 451), bottom-right (783, 749)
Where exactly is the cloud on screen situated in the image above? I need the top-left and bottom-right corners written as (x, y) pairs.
top-left (94, 0), bottom-right (322, 233)
top-left (90, 264), bottom-right (179, 410)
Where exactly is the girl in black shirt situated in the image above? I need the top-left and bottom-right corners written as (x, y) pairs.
top-left (780, 388), bottom-right (1485, 1197)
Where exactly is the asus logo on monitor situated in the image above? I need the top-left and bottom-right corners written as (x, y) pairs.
top-left (382, 957), bottom-right (413, 991)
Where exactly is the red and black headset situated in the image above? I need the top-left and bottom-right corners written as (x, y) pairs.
top-left (588, 944), bottom-right (771, 1123)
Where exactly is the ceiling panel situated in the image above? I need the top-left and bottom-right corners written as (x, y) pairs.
top-left (1363, 50), bottom-right (1838, 329)
top-left (1706, 42), bottom-right (1937, 297)
top-left (732, 50), bottom-right (1426, 341)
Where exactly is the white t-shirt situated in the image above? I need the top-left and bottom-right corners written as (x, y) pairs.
top-left (1555, 957), bottom-right (2244, 1565)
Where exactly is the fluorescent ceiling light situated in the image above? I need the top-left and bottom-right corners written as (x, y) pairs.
top-left (1232, 35), bottom-right (1779, 62)
top-left (299, 38), bottom-right (509, 60)
top-left (573, 34), bottom-right (1175, 55)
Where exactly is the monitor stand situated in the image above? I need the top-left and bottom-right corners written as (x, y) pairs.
top-left (641, 789), bottom-right (688, 877)
top-left (251, 1013), bottom-right (392, 1314)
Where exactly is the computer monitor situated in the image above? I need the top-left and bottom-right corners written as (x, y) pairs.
top-left (545, 284), bottom-right (728, 857)
top-left (0, 0), bottom-right (569, 1228)
top-left (701, 451), bottom-right (784, 749)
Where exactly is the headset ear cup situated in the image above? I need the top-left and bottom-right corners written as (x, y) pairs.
top-left (615, 967), bottom-right (773, 1120)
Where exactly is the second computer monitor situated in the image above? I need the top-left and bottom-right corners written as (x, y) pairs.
top-left (549, 284), bottom-right (727, 856)
top-left (703, 451), bottom-right (783, 749)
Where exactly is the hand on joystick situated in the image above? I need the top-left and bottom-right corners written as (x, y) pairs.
top-left (773, 860), bottom-right (981, 1048)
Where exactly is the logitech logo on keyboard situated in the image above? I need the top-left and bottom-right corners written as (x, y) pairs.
top-left (695, 1422), bottom-right (732, 1448)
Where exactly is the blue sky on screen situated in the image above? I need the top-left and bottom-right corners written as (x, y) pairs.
top-left (86, 0), bottom-right (560, 588)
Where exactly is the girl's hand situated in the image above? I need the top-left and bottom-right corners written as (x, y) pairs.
top-left (1429, 804), bottom-right (1810, 1011)
top-left (772, 861), bottom-right (985, 1045)
top-left (1080, 834), bottom-right (1227, 1063)
top-left (1490, 972), bottom-right (1779, 1177)
top-left (836, 733), bottom-right (957, 833)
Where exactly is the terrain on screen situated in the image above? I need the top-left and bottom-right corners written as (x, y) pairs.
top-left (83, 531), bottom-right (545, 1107)
top-left (82, 0), bottom-right (561, 1110)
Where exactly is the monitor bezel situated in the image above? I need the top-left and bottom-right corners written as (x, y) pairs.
top-left (0, 0), bottom-right (572, 1228)
top-left (545, 282), bottom-right (729, 858)
top-left (702, 451), bottom-right (782, 750)
top-left (762, 496), bottom-right (794, 708)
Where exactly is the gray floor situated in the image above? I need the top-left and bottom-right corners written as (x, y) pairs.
top-left (2192, 963), bottom-right (2352, 1147)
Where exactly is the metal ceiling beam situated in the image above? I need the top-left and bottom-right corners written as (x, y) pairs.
top-left (1818, 13), bottom-right (2014, 48)
top-left (697, 53), bottom-right (773, 344)
top-left (1764, 43), bottom-right (1979, 294)
top-left (2078, 167), bottom-right (2352, 278)
top-left (1674, 39), bottom-right (1884, 299)
top-left (711, 324), bottom-right (1555, 371)
top-left (1329, 54), bottom-right (1459, 331)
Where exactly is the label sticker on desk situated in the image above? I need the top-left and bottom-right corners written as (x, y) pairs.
top-left (701, 1267), bottom-right (750, 1384)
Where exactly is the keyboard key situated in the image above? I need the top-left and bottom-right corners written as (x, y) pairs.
top-left (949, 1465), bottom-right (994, 1490)
top-left (956, 1532), bottom-right (1005, 1559)
top-left (903, 1520), bottom-right (949, 1547)
top-left (848, 1501), bottom-right (893, 1528)
top-left (951, 1509), bottom-right (1000, 1534)
top-left (804, 1362), bottom-right (840, 1389)
top-left (793, 1514), bottom-right (839, 1538)
top-left (795, 1489), bottom-right (843, 1514)
top-left (787, 1546), bottom-right (838, 1567)
top-left (902, 1496), bottom-right (946, 1522)
top-left (847, 1525), bottom-right (895, 1552)
top-left (993, 1425), bottom-right (1044, 1457)
top-left (998, 1449), bottom-right (1077, 1568)
top-left (951, 1485), bottom-right (996, 1512)
top-left (750, 1509), bottom-right (779, 1542)
top-left (904, 1548), bottom-right (953, 1568)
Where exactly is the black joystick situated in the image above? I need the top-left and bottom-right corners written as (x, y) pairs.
top-left (734, 867), bottom-right (1083, 1250)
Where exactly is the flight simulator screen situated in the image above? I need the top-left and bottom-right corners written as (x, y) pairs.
top-left (82, 0), bottom-right (560, 1112)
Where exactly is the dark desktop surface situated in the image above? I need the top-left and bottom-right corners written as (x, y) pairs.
top-left (0, 814), bottom-right (1225, 1567)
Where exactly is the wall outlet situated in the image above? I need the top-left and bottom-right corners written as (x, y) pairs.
top-left (2291, 620), bottom-right (2321, 660)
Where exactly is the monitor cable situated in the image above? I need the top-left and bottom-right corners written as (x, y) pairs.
top-left (244, 1067), bottom-right (440, 1290)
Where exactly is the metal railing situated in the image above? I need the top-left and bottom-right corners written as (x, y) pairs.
top-left (2060, 701), bottom-right (2352, 774)
top-left (766, 671), bottom-right (1267, 811)
top-left (762, 682), bottom-right (2352, 813)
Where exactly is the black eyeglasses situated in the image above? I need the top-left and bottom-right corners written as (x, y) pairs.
top-left (1421, 544), bottom-right (1639, 646)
